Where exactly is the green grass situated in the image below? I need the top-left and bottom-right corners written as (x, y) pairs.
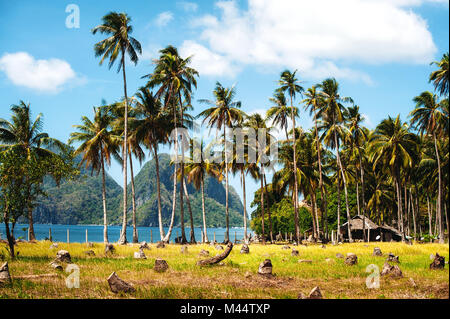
top-left (0, 241), bottom-right (448, 299)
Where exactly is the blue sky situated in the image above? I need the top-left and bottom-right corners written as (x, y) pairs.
top-left (1, 0), bottom-right (449, 216)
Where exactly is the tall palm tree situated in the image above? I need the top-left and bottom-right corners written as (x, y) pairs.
top-left (245, 113), bottom-right (275, 243)
top-left (370, 115), bottom-right (418, 241)
top-left (267, 90), bottom-right (299, 141)
top-left (92, 11), bottom-right (142, 245)
top-left (144, 45), bottom-right (198, 244)
top-left (318, 78), bottom-right (354, 242)
top-left (429, 52), bottom-right (449, 97)
top-left (198, 82), bottom-right (244, 243)
top-left (303, 85), bottom-right (328, 239)
top-left (185, 140), bottom-right (221, 242)
top-left (132, 87), bottom-right (171, 240)
top-left (278, 70), bottom-right (304, 242)
top-left (410, 91), bottom-right (447, 243)
top-left (346, 105), bottom-right (369, 241)
top-left (69, 105), bottom-right (121, 243)
top-left (0, 101), bottom-right (66, 241)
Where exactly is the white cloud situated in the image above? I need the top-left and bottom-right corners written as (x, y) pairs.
top-left (179, 40), bottom-right (239, 77)
top-left (177, 1), bottom-right (198, 12)
top-left (155, 11), bottom-right (174, 27)
top-left (0, 52), bottom-right (77, 93)
top-left (186, 0), bottom-right (439, 81)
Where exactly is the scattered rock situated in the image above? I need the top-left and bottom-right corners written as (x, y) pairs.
top-left (258, 259), bottom-right (273, 277)
top-left (84, 250), bottom-right (95, 257)
top-left (240, 244), bottom-right (249, 254)
top-left (180, 246), bottom-right (188, 254)
top-left (55, 250), bottom-right (72, 263)
top-left (325, 258), bottom-right (334, 264)
top-left (298, 287), bottom-right (323, 299)
top-left (373, 247), bottom-right (383, 256)
top-left (291, 249), bottom-right (299, 256)
top-left (381, 262), bottom-right (403, 278)
top-left (344, 253), bottom-right (358, 266)
top-left (321, 245), bottom-right (326, 249)
top-left (50, 261), bottom-right (63, 271)
top-left (49, 243), bottom-right (58, 249)
top-left (215, 245), bottom-right (224, 251)
top-left (297, 292), bottom-right (307, 299)
top-left (0, 262), bottom-right (12, 286)
top-left (281, 245), bottom-right (290, 250)
top-left (386, 253), bottom-right (399, 263)
top-left (430, 253), bottom-right (445, 270)
top-left (105, 243), bottom-right (116, 255)
top-left (134, 249), bottom-right (147, 259)
top-left (409, 277), bottom-right (417, 288)
top-left (335, 253), bottom-right (344, 259)
top-left (199, 249), bottom-right (210, 257)
top-left (298, 259), bottom-right (313, 263)
top-left (139, 241), bottom-right (150, 250)
top-left (154, 258), bottom-right (169, 272)
top-left (107, 272), bottom-right (135, 293)
top-left (156, 241), bottom-right (165, 249)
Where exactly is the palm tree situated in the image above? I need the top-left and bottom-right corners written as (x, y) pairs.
top-left (132, 87), bottom-right (171, 240)
top-left (429, 52), bottom-right (449, 97)
top-left (0, 101), bottom-right (66, 241)
top-left (144, 45), bottom-right (198, 244)
top-left (92, 11), bottom-right (142, 245)
top-left (198, 82), bottom-right (244, 243)
top-left (278, 70), bottom-right (304, 242)
top-left (303, 85), bottom-right (328, 239)
top-left (346, 105), bottom-right (369, 241)
top-left (267, 90), bottom-right (299, 141)
top-left (410, 91), bottom-right (447, 243)
top-left (69, 105), bottom-right (121, 243)
top-left (370, 115), bottom-right (418, 241)
top-left (318, 78), bottom-right (354, 242)
top-left (185, 140), bottom-right (222, 242)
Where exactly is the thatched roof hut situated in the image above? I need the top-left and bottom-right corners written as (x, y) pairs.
top-left (340, 215), bottom-right (402, 242)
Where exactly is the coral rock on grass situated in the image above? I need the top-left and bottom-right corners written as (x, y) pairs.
top-left (282, 245), bottom-right (290, 250)
top-left (373, 247), bottom-right (383, 256)
top-left (386, 253), bottom-right (400, 263)
top-left (430, 253), bottom-right (445, 270)
top-left (321, 245), bottom-right (326, 249)
top-left (298, 286), bottom-right (323, 299)
top-left (181, 246), bottom-right (188, 254)
top-left (107, 272), bottom-right (135, 293)
top-left (154, 258), bottom-right (169, 272)
top-left (55, 250), bottom-right (72, 263)
top-left (156, 241), bottom-right (165, 248)
top-left (381, 262), bottom-right (403, 278)
top-left (50, 261), bottom-right (63, 271)
top-left (199, 249), bottom-right (210, 257)
top-left (105, 243), bottom-right (115, 256)
top-left (336, 253), bottom-right (344, 259)
top-left (0, 262), bottom-right (12, 286)
top-left (291, 249), bottom-right (299, 256)
top-left (49, 243), bottom-right (58, 249)
top-left (258, 259), bottom-right (273, 277)
top-left (134, 249), bottom-right (146, 259)
top-left (84, 250), bottom-right (95, 257)
top-left (344, 253), bottom-right (358, 266)
top-left (139, 242), bottom-right (150, 250)
top-left (215, 245), bottom-right (224, 251)
top-left (240, 244), bottom-right (249, 254)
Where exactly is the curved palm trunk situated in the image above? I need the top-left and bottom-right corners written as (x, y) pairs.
top-left (312, 191), bottom-right (320, 238)
top-left (433, 133), bottom-right (443, 243)
top-left (201, 177), bottom-right (208, 243)
top-left (101, 150), bottom-right (109, 243)
top-left (410, 189), bottom-right (417, 240)
top-left (337, 174), bottom-right (341, 242)
top-left (290, 94), bottom-right (300, 242)
top-left (153, 144), bottom-right (165, 240)
top-left (395, 176), bottom-right (406, 242)
top-left (259, 163), bottom-right (266, 244)
top-left (359, 155), bottom-right (367, 242)
top-left (183, 178), bottom-right (196, 243)
top-left (334, 131), bottom-right (352, 242)
top-left (427, 195), bottom-right (432, 237)
top-left (129, 151), bottom-right (138, 243)
top-left (309, 193), bottom-right (317, 239)
top-left (118, 53), bottom-right (129, 245)
top-left (224, 125), bottom-right (230, 243)
top-left (263, 171), bottom-right (273, 242)
top-left (162, 163), bottom-right (177, 243)
top-left (241, 168), bottom-right (247, 242)
top-left (179, 93), bottom-right (187, 244)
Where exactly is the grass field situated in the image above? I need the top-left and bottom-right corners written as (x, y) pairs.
top-left (0, 240), bottom-right (448, 299)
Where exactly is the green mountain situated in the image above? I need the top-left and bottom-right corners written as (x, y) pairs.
top-left (32, 153), bottom-right (244, 227)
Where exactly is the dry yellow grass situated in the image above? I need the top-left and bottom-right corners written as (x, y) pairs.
top-left (0, 241), bottom-right (448, 299)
